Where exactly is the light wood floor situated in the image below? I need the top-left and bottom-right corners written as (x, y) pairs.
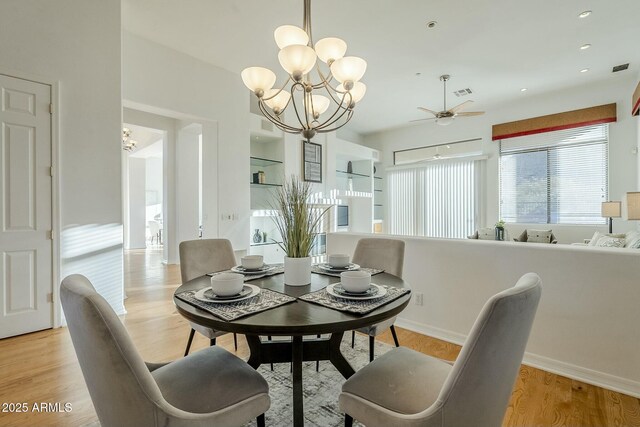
top-left (1, 249), bottom-right (638, 427)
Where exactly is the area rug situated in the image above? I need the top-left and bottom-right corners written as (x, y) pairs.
top-left (247, 334), bottom-right (392, 427)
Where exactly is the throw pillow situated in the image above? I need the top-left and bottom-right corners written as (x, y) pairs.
top-left (514, 230), bottom-right (528, 242)
top-left (527, 229), bottom-right (552, 244)
top-left (589, 231), bottom-right (625, 246)
top-left (628, 238), bottom-right (640, 249)
top-left (594, 236), bottom-right (625, 248)
top-left (478, 227), bottom-right (495, 240)
top-left (467, 230), bottom-right (479, 239)
top-left (625, 231), bottom-right (640, 248)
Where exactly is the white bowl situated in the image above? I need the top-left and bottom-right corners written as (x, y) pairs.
top-left (210, 273), bottom-right (244, 296)
top-left (241, 255), bottom-right (264, 270)
top-left (328, 253), bottom-right (350, 268)
top-left (340, 270), bottom-right (371, 293)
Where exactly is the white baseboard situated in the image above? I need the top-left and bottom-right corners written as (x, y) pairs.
top-left (394, 317), bottom-right (640, 399)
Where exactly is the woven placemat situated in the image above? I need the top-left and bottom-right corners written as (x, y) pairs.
top-left (175, 288), bottom-right (295, 321)
top-left (207, 264), bottom-right (284, 281)
top-left (298, 285), bottom-right (410, 315)
top-left (311, 266), bottom-right (384, 278)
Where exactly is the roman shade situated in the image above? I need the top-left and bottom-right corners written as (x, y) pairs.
top-left (492, 103), bottom-right (617, 140)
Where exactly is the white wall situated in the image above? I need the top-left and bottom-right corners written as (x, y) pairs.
top-left (0, 0), bottom-right (124, 315)
top-left (127, 158), bottom-right (146, 249)
top-left (364, 76), bottom-right (640, 243)
top-left (328, 232), bottom-right (640, 398)
top-left (176, 123), bottom-right (201, 244)
top-left (122, 32), bottom-right (249, 252)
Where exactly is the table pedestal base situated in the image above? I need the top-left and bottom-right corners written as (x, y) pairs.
top-left (245, 332), bottom-right (355, 427)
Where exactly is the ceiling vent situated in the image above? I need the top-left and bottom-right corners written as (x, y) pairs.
top-left (612, 63), bottom-right (629, 73)
top-left (453, 88), bottom-right (473, 97)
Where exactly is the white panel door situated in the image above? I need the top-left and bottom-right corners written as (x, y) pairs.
top-left (0, 74), bottom-right (53, 338)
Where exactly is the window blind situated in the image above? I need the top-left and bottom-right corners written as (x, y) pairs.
top-left (499, 124), bottom-right (608, 224)
top-left (388, 159), bottom-right (478, 238)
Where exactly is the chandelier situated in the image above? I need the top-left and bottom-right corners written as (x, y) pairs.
top-left (241, 0), bottom-right (367, 141)
top-left (122, 128), bottom-right (137, 152)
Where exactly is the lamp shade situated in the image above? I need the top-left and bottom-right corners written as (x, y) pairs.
top-left (264, 89), bottom-right (291, 113)
top-left (436, 116), bottom-right (455, 126)
top-left (278, 45), bottom-right (317, 77)
top-left (627, 192), bottom-right (640, 220)
top-left (241, 67), bottom-right (276, 94)
top-left (601, 201), bottom-right (622, 218)
top-left (310, 94), bottom-right (330, 115)
top-left (314, 37), bottom-right (347, 63)
top-left (274, 25), bottom-right (309, 49)
top-left (336, 81), bottom-right (366, 104)
top-left (330, 56), bottom-right (367, 83)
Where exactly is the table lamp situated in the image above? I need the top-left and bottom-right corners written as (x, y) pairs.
top-left (626, 192), bottom-right (640, 221)
top-left (601, 201), bottom-right (621, 233)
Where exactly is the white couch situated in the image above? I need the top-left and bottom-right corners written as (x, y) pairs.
top-left (327, 232), bottom-right (640, 398)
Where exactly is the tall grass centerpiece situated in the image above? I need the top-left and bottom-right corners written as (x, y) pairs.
top-left (271, 176), bottom-right (329, 286)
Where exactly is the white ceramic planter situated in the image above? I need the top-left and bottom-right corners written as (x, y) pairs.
top-left (284, 256), bottom-right (311, 286)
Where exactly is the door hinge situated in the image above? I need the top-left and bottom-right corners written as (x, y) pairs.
top-left (46, 293), bottom-right (53, 303)
top-left (49, 103), bottom-right (54, 114)
top-left (46, 230), bottom-right (53, 240)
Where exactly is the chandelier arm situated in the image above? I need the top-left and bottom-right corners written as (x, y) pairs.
top-left (261, 76), bottom-right (293, 101)
top-left (321, 83), bottom-right (351, 111)
top-left (315, 90), bottom-right (352, 126)
top-left (315, 110), bottom-right (354, 133)
top-left (311, 65), bottom-right (335, 89)
top-left (314, 101), bottom-right (353, 131)
top-left (304, 0), bottom-right (313, 45)
top-left (302, 90), bottom-right (313, 129)
top-left (257, 100), bottom-right (302, 133)
top-left (289, 85), bottom-right (310, 130)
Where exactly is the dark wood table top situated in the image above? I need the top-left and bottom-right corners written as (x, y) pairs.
top-left (173, 272), bottom-right (411, 336)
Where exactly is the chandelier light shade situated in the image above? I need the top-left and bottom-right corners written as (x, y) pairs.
top-left (314, 37), bottom-right (347, 64)
top-left (122, 127), bottom-right (137, 152)
top-left (240, 67), bottom-right (277, 96)
top-left (241, 0), bottom-right (367, 141)
top-left (329, 56), bottom-right (367, 84)
top-left (274, 25), bottom-right (309, 49)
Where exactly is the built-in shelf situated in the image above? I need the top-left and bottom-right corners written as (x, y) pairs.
top-left (374, 189), bottom-right (382, 192)
top-left (374, 176), bottom-right (382, 180)
top-left (250, 182), bottom-right (282, 188)
top-left (250, 156), bottom-right (283, 167)
top-left (250, 241), bottom-right (283, 247)
top-left (374, 204), bottom-right (383, 207)
top-left (336, 170), bottom-right (370, 178)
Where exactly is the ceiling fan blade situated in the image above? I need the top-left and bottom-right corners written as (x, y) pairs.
top-left (417, 107), bottom-right (439, 116)
top-left (455, 111), bottom-right (485, 117)
top-left (409, 117), bottom-right (437, 123)
top-left (449, 100), bottom-right (474, 113)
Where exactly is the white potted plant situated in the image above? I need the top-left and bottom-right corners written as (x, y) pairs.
top-left (271, 176), bottom-right (328, 286)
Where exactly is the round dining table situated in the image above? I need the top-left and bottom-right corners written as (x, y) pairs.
top-left (174, 271), bottom-right (411, 427)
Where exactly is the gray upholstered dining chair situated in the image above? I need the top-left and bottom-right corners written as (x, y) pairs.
top-left (339, 272), bottom-right (542, 427)
top-left (61, 274), bottom-right (269, 427)
top-left (180, 238), bottom-right (239, 355)
top-left (350, 237), bottom-right (405, 361)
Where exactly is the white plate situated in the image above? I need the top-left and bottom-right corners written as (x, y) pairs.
top-left (317, 263), bottom-right (360, 272)
top-left (231, 265), bottom-right (275, 275)
top-left (326, 283), bottom-right (386, 301)
top-left (194, 284), bottom-right (260, 303)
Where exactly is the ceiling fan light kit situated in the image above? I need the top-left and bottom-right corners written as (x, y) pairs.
top-left (241, 0), bottom-right (367, 141)
top-left (414, 74), bottom-right (485, 125)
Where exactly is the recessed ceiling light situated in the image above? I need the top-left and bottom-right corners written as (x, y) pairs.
top-left (520, 88), bottom-right (528, 92)
top-left (580, 68), bottom-right (590, 73)
top-left (426, 21), bottom-right (437, 29)
top-left (580, 43), bottom-right (591, 50)
top-left (578, 10), bottom-right (592, 18)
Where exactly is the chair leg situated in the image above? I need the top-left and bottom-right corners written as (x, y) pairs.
top-left (257, 413), bottom-right (266, 427)
top-left (210, 337), bottom-right (216, 346)
top-left (369, 335), bottom-right (375, 362)
top-left (345, 414), bottom-right (354, 427)
top-left (351, 330), bottom-right (355, 348)
top-left (316, 334), bottom-right (321, 371)
top-left (184, 328), bottom-right (195, 357)
top-left (268, 336), bottom-right (274, 371)
top-left (390, 324), bottom-right (400, 347)
top-left (233, 333), bottom-right (238, 351)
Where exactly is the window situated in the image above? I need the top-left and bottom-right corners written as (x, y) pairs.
top-left (499, 124), bottom-right (608, 224)
top-left (388, 158), bottom-right (479, 238)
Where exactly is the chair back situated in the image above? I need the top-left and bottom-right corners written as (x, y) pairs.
top-left (60, 275), bottom-right (163, 427)
top-left (179, 238), bottom-right (237, 283)
top-left (436, 273), bottom-right (542, 427)
top-left (352, 238), bottom-right (405, 278)
top-left (148, 220), bottom-right (160, 234)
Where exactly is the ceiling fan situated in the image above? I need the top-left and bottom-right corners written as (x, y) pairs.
top-left (413, 75), bottom-right (485, 126)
